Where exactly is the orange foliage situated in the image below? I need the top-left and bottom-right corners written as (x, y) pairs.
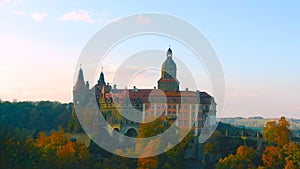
top-left (262, 146), bottom-right (284, 168)
top-left (262, 117), bottom-right (292, 146)
top-left (284, 159), bottom-right (297, 169)
top-left (57, 142), bottom-right (76, 159)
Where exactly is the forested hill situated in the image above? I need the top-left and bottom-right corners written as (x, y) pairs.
top-left (0, 100), bottom-right (259, 136)
top-left (0, 101), bottom-right (72, 132)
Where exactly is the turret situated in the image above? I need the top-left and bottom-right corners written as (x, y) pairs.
top-left (73, 66), bottom-right (89, 105)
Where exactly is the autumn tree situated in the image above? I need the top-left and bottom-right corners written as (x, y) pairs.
top-left (283, 142), bottom-right (300, 168)
top-left (217, 146), bottom-right (256, 169)
top-left (158, 131), bottom-right (193, 169)
top-left (34, 127), bottom-right (95, 169)
top-left (260, 117), bottom-right (297, 169)
top-left (0, 126), bottom-right (42, 169)
top-left (262, 145), bottom-right (284, 169)
top-left (262, 116), bottom-right (292, 146)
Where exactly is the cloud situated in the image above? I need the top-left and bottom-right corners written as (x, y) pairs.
top-left (31, 12), bottom-right (47, 22)
top-left (11, 10), bottom-right (25, 15)
top-left (0, 0), bottom-right (23, 5)
top-left (59, 10), bottom-right (95, 23)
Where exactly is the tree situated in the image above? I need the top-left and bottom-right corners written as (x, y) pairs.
top-left (262, 117), bottom-right (291, 146)
top-left (283, 142), bottom-right (300, 168)
top-left (284, 159), bottom-right (297, 169)
top-left (217, 146), bottom-right (256, 169)
top-left (262, 146), bottom-right (284, 169)
top-left (137, 139), bottom-right (160, 169)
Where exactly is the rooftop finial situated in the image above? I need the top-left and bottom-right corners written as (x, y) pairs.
top-left (101, 66), bottom-right (103, 72)
top-left (80, 64), bottom-right (82, 69)
top-left (167, 45), bottom-right (172, 57)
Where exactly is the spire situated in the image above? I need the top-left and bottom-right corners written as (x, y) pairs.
top-left (74, 65), bottom-right (86, 91)
top-left (167, 46), bottom-right (172, 57)
top-left (98, 66), bottom-right (105, 85)
top-left (78, 67), bottom-right (84, 81)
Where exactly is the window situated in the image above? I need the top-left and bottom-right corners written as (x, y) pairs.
top-left (168, 105), bottom-right (171, 109)
top-left (192, 112), bottom-right (195, 118)
top-left (178, 120), bottom-right (182, 126)
top-left (184, 105), bottom-right (188, 109)
top-left (145, 112), bottom-right (148, 117)
top-left (152, 112), bottom-right (154, 117)
top-left (173, 105), bottom-right (176, 109)
top-left (145, 104), bottom-right (148, 109)
top-left (171, 98), bottom-right (175, 102)
top-left (157, 104), bottom-right (160, 108)
top-left (168, 112), bottom-right (171, 116)
top-left (184, 112), bottom-right (187, 118)
top-left (184, 120), bottom-right (187, 126)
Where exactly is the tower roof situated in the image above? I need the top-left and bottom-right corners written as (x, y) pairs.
top-left (162, 46), bottom-right (177, 79)
top-left (98, 67), bottom-right (105, 85)
top-left (74, 67), bottom-right (87, 91)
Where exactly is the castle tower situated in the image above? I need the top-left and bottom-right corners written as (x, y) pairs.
top-left (98, 67), bottom-right (105, 85)
top-left (73, 67), bottom-right (86, 92)
top-left (158, 47), bottom-right (180, 91)
top-left (73, 66), bottom-right (89, 105)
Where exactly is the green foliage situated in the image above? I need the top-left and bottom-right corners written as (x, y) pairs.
top-left (0, 101), bottom-right (72, 132)
top-left (0, 126), bottom-right (42, 169)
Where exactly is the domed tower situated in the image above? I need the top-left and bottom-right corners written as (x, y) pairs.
top-left (158, 46), bottom-right (179, 91)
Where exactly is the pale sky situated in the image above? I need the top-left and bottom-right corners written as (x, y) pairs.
top-left (0, 1), bottom-right (300, 118)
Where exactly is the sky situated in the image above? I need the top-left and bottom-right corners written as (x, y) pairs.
top-left (0, 0), bottom-right (299, 118)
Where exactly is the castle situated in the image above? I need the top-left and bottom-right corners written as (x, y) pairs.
top-left (73, 46), bottom-right (216, 143)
